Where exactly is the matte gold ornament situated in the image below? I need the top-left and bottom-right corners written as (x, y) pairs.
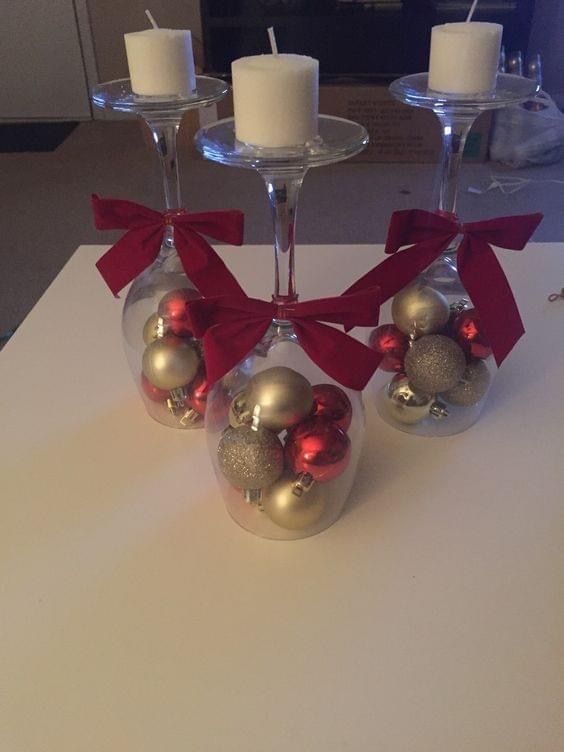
top-left (405, 334), bottom-right (466, 394)
top-left (142, 312), bottom-right (166, 345)
top-left (391, 283), bottom-right (450, 338)
top-left (441, 359), bottom-right (491, 406)
top-left (217, 424), bottom-right (284, 491)
top-left (385, 374), bottom-right (448, 424)
top-left (142, 334), bottom-right (200, 391)
top-left (261, 471), bottom-right (326, 531)
top-left (229, 366), bottom-right (314, 433)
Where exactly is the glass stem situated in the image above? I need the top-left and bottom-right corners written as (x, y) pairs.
top-left (434, 112), bottom-right (478, 215)
top-left (263, 172), bottom-right (305, 305)
top-left (146, 119), bottom-right (182, 247)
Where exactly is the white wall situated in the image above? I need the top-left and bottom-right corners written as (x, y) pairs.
top-left (0, 0), bottom-right (92, 121)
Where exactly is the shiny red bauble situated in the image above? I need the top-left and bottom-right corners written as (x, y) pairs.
top-left (285, 417), bottom-right (351, 482)
top-left (369, 324), bottom-right (409, 372)
top-left (186, 369), bottom-right (208, 416)
top-left (140, 373), bottom-right (170, 402)
top-left (453, 308), bottom-right (492, 360)
top-left (311, 383), bottom-right (353, 431)
top-left (157, 288), bottom-right (201, 337)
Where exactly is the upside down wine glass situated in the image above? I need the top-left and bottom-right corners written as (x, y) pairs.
top-left (195, 116), bottom-right (370, 539)
top-left (91, 77), bottom-right (228, 429)
top-left (372, 73), bottom-right (540, 436)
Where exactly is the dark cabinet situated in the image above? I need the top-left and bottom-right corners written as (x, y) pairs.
top-left (201, 0), bottom-right (535, 80)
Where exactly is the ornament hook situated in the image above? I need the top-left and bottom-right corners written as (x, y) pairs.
top-left (548, 288), bottom-right (564, 302)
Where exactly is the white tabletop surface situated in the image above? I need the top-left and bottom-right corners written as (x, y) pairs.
top-left (2, 243), bottom-right (563, 752)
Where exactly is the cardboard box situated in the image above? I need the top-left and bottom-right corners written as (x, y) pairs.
top-left (318, 84), bottom-right (491, 163)
top-left (179, 83), bottom-right (491, 163)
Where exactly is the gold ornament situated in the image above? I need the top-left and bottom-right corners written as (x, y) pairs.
top-left (441, 359), bottom-right (491, 406)
top-left (142, 334), bottom-right (200, 391)
top-left (229, 367), bottom-right (314, 433)
top-left (261, 472), bottom-right (326, 531)
top-left (391, 283), bottom-right (450, 337)
top-left (217, 424), bottom-right (284, 491)
top-left (385, 374), bottom-right (448, 424)
top-left (405, 334), bottom-right (466, 394)
top-left (142, 313), bottom-right (166, 345)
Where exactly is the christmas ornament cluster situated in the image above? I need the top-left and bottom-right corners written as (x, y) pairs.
top-left (140, 287), bottom-right (208, 428)
top-left (216, 366), bottom-right (354, 532)
top-left (370, 282), bottom-right (493, 426)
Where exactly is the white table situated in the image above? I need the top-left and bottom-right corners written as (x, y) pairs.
top-left (2, 244), bottom-right (563, 752)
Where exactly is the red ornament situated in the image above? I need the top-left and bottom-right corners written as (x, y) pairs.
top-left (369, 324), bottom-right (408, 371)
top-left (187, 368), bottom-right (209, 416)
top-left (285, 417), bottom-right (351, 482)
top-left (311, 383), bottom-right (353, 431)
top-left (157, 288), bottom-right (201, 337)
top-left (140, 373), bottom-right (169, 402)
top-left (453, 308), bottom-right (492, 360)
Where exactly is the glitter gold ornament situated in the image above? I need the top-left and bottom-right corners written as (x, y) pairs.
top-left (142, 312), bottom-right (166, 345)
top-left (405, 334), bottom-right (466, 394)
top-left (385, 374), bottom-right (448, 424)
top-left (142, 334), bottom-right (200, 391)
top-left (261, 472), bottom-right (326, 531)
top-left (229, 367), bottom-right (314, 433)
top-left (441, 359), bottom-right (491, 406)
top-left (391, 284), bottom-right (451, 338)
top-left (217, 425), bottom-right (284, 493)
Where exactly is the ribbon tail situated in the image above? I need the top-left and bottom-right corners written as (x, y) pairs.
top-left (95, 225), bottom-right (164, 296)
top-left (341, 236), bottom-right (454, 332)
top-left (292, 320), bottom-right (382, 391)
top-left (458, 236), bottom-right (525, 366)
top-left (202, 318), bottom-right (272, 385)
top-left (175, 227), bottom-right (246, 298)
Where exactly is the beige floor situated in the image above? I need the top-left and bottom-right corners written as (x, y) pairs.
top-left (1, 119), bottom-right (563, 337)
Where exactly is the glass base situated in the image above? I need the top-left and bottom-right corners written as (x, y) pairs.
top-left (390, 72), bottom-right (540, 113)
top-left (91, 76), bottom-right (229, 117)
top-left (194, 115), bottom-right (369, 171)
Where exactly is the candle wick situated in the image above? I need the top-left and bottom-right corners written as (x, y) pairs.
top-left (145, 9), bottom-right (159, 29)
top-left (267, 26), bottom-right (279, 55)
top-left (465, 0), bottom-right (479, 22)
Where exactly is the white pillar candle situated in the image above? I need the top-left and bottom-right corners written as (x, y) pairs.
top-left (231, 54), bottom-right (319, 147)
top-left (428, 22), bottom-right (503, 94)
top-left (124, 29), bottom-right (196, 97)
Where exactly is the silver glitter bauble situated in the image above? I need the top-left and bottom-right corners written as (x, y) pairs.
top-left (391, 283), bottom-right (451, 338)
top-left (142, 313), bottom-right (165, 345)
top-left (142, 335), bottom-right (200, 391)
top-left (261, 472), bottom-right (326, 531)
top-left (217, 425), bottom-right (284, 490)
top-left (405, 334), bottom-right (466, 394)
top-left (441, 359), bottom-right (491, 407)
top-left (229, 366), bottom-right (314, 433)
top-left (385, 374), bottom-right (448, 424)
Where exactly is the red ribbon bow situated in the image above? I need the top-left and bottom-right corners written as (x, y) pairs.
top-left (92, 195), bottom-right (245, 297)
top-left (187, 289), bottom-right (382, 391)
top-left (344, 209), bottom-right (543, 365)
